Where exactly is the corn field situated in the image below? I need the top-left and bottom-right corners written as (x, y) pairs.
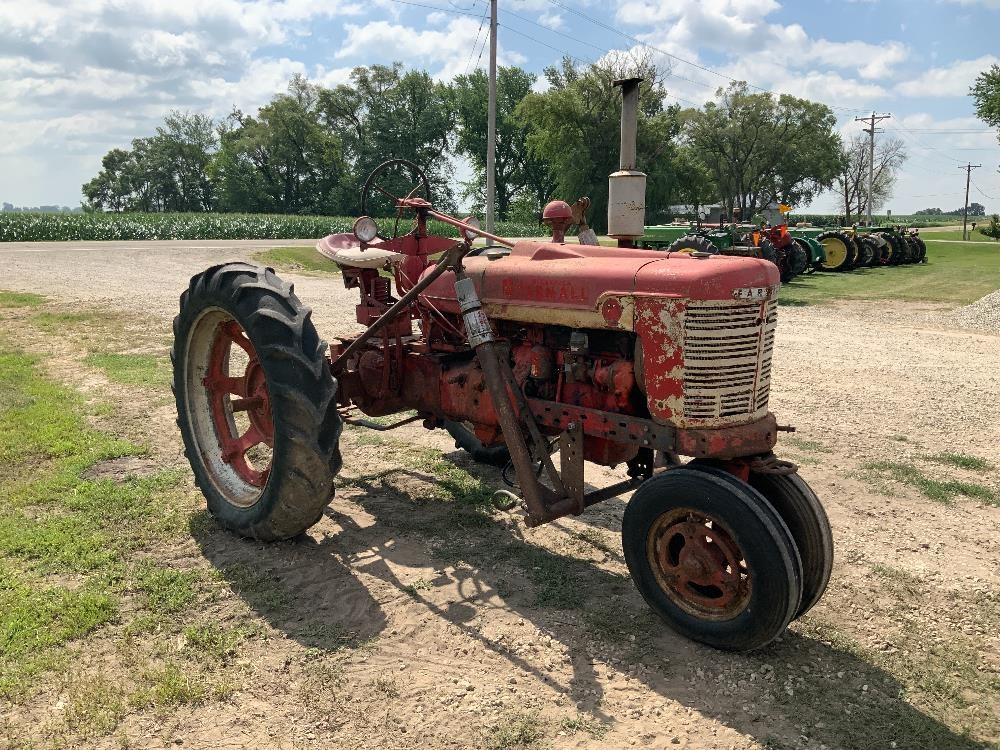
top-left (0, 212), bottom-right (548, 242)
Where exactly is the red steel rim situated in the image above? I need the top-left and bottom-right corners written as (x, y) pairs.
top-left (647, 508), bottom-right (751, 621)
top-left (202, 319), bottom-right (274, 488)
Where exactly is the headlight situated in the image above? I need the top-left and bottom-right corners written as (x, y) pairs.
top-left (462, 216), bottom-right (481, 242)
top-left (353, 215), bottom-right (379, 243)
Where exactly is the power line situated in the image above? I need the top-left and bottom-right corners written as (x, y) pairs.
top-left (971, 180), bottom-right (995, 200)
top-left (383, 0), bottom-right (480, 16)
top-left (463, 1), bottom-right (488, 75)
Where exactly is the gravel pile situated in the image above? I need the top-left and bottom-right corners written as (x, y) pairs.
top-left (951, 289), bottom-right (1000, 333)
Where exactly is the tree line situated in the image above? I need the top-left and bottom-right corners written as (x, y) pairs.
top-left (83, 53), bottom-right (908, 229)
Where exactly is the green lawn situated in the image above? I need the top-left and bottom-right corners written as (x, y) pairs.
top-left (919, 229), bottom-right (998, 243)
top-left (253, 246), bottom-right (343, 275)
top-left (780, 240), bottom-right (1000, 306)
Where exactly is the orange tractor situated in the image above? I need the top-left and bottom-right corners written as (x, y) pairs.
top-left (172, 80), bottom-right (832, 651)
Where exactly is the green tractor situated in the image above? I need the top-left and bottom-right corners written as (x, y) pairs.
top-left (640, 222), bottom-right (811, 283)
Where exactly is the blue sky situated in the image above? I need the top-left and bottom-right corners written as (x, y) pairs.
top-left (2, 0), bottom-right (998, 214)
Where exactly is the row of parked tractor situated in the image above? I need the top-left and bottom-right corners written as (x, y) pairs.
top-left (637, 222), bottom-right (928, 283)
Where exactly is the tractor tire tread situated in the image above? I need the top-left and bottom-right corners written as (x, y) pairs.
top-left (173, 262), bottom-right (342, 542)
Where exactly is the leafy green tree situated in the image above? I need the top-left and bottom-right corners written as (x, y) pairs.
top-left (686, 82), bottom-right (843, 216)
top-left (318, 64), bottom-right (454, 214)
top-left (971, 64), bottom-right (1000, 130)
top-left (82, 148), bottom-right (134, 211)
top-left (148, 112), bottom-right (217, 211)
top-left (980, 214), bottom-right (1000, 241)
top-left (213, 76), bottom-right (348, 214)
top-left (450, 66), bottom-right (555, 220)
top-left (516, 52), bottom-right (681, 232)
top-left (915, 207), bottom-right (944, 215)
top-left (83, 113), bottom-right (217, 212)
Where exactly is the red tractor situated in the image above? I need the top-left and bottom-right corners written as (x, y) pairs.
top-left (172, 83), bottom-right (832, 652)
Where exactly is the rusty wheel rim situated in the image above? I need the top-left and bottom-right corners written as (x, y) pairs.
top-left (646, 507), bottom-right (751, 620)
top-left (186, 309), bottom-right (273, 507)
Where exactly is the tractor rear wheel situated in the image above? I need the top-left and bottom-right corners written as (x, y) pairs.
top-left (912, 235), bottom-right (928, 263)
top-left (787, 242), bottom-right (809, 278)
top-left (816, 231), bottom-right (854, 271)
top-left (444, 421), bottom-right (510, 466)
top-left (621, 468), bottom-right (802, 651)
top-left (859, 236), bottom-right (880, 267)
top-left (878, 232), bottom-right (904, 265)
top-left (856, 236), bottom-right (875, 267)
top-left (172, 263), bottom-right (343, 541)
top-left (667, 235), bottom-right (720, 254)
top-left (792, 238), bottom-right (816, 274)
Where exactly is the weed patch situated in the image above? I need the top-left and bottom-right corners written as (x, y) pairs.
top-left (84, 352), bottom-right (170, 388)
top-left (484, 710), bottom-right (545, 750)
top-left (925, 451), bottom-right (994, 473)
top-left (0, 290), bottom-right (45, 307)
top-left (861, 460), bottom-right (995, 504)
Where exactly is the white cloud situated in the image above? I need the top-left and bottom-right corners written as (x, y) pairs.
top-left (336, 17), bottom-right (524, 79)
top-left (616, 1), bottom-right (909, 88)
top-left (538, 11), bottom-right (564, 30)
top-left (896, 55), bottom-right (999, 97)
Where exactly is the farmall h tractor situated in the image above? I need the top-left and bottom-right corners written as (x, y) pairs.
top-left (173, 79), bottom-right (832, 651)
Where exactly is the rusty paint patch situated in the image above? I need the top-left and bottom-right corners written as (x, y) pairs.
top-left (634, 296), bottom-right (685, 423)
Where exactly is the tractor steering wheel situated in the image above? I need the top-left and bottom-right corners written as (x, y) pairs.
top-left (360, 159), bottom-right (432, 241)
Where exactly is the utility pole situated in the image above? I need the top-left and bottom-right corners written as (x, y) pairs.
top-left (855, 112), bottom-right (891, 226)
top-left (961, 163), bottom-right (981, 241)
top-left (486, 0), bottom-right (497, 233)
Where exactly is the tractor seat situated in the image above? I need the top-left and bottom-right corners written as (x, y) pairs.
top-left (316, 233), bottom-right (405, 269)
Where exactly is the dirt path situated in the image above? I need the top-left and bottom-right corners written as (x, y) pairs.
top-left (1, 240), bottom-right (998, 750)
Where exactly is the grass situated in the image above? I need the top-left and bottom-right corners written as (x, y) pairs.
top-left (484, 710), bottom-right (545, 750)
top-left (253, 245), bottom-right (341, 275)
top-left (560, 713), bottom-right (610, 740)
top-left (861, 460), bottom-right (996, 505)
top-left (0, 290), bottom-right (46, 307)
top-left (83, 352), bottom-right (170, 388)
top-left (783, 436), bottom-right (828, 453)
top-left (779, 240), bottom-right (1000, 306)
top-left (134, 564), bottom-right (200, 614)
top-left (925, 451), bottom-right (994, 472)
top-left (919, 229), bottom-right (997, 243)
top-left (0, 343), bottom-right (190, 699)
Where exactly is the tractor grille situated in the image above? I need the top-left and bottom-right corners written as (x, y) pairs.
top-left (682, 299), bottom-right (776, 424)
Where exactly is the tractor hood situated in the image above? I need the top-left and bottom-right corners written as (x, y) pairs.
top-left (419, 240), bottom-right (780, 331)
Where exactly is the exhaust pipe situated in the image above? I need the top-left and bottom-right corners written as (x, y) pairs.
top-left (607, 77), bottom-right (647, 244)
top-left (618, 77), bottom-right (640, 170)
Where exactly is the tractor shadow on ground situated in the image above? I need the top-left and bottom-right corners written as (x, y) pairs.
top-left (190, 512), bottom-right (388, 652)
top-left (193, 464), bottom-right (984, 750)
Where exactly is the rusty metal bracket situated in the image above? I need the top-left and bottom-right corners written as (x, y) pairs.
top-left (559, 423), bottom-right (585, 515)
top-left (526, 398), bottom-right (678, 451)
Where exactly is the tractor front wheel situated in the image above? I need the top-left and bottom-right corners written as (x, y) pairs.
top-left (621, 468), bottom-right (803, 651)
top-left (172, 263), bottom-right (343, 541)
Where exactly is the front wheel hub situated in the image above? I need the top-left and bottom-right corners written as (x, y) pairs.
top-left (648, 509), bottom-right (751, 620)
